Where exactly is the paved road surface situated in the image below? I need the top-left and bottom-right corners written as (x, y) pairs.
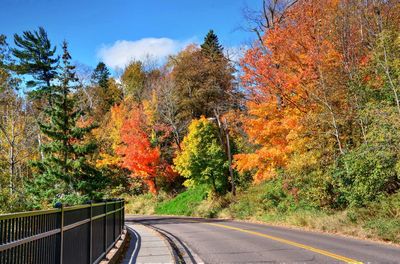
top-left (126, 215), bottom-right (400, 264)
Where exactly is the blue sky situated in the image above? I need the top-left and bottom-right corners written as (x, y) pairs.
top-left (1, 0), bottom-right (260, 71)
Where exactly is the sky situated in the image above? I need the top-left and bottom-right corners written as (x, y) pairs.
top-left (0, 0), bottom-right (260, 72)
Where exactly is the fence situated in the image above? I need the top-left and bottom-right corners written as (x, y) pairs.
top-left (0, 199), bottom-right (125, 264)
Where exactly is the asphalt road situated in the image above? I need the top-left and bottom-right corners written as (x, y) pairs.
top-left (126, 215), bottom-right (400, 264)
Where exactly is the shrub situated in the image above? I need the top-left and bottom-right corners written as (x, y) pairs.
top-left (333, 145), bottom-right (399, 207)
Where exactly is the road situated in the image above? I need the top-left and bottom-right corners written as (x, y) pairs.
top-left (126, 215), bottom-right (400, 264)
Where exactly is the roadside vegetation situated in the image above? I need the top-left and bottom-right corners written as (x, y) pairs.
top-left (126, 183), bottom-right (400, 243)
top-left (1, 0), bottom-right (399, 245)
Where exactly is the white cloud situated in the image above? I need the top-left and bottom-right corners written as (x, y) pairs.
top-left (97, 38), bottom-right (189, 70)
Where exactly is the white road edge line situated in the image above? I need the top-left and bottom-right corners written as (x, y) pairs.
top-left (126, 225), bottom-right (140, 264)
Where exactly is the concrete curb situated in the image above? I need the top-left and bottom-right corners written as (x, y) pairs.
top-left (100, 229), bottom-right (129, 264)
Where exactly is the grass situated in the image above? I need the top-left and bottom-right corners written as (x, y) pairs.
top-left (124, 193), bottom-right (161, 215)
top-left (155, 186), bottom-right (208, 215)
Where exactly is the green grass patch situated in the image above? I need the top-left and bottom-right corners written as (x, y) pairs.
top-left (155, 186), bottom-right (208, 216)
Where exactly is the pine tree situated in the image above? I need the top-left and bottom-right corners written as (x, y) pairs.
top-left (11, 27), bottom-right (59, 103)
top-left (200, 30), bottom-right (224, 59)
top-left (29, 41), bottom-right (106, 206)
top-left (91, 62), bottom-right (110, 90)
top-left (91, 62), bottom-right (118, 114)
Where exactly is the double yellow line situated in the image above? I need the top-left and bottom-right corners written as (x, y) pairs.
top-left (187, 219), bottom-right (363, 263)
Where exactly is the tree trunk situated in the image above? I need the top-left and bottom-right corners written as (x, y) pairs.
top-left (225, 121), bottom-right (235, 196)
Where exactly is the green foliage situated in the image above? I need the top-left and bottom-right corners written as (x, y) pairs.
top-left (201, 29), bottom-right (223, 59)
top-left (174, 117), bottom-right (229, 193)
top-left (11, 27), bottom-right (59, 99)
top-left (91, 62), bottom-right (110, 90)
top-left (155, 186), bottom-right (208, 215)
top-left (91, 62), bottom-right (120, 114)
top-left (332, 102), bottom-right (400, 207)
top-left (333, 145), bottom-right (398, 207)
top-left (346, 192), bottom-right (400, 242)
top-left (28, 42), bottom-right (107, 207)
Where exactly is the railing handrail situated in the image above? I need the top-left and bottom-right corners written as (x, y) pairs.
top-left (0, 198), bottom-right (125, 264)
top-left (0, 199), bottom-right (123, 220)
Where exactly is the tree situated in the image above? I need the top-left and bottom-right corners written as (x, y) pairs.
top-left (154, 73), bottom-right (187, 150)
top-left (171, 37), bottom-right (237, 120)
top-left (174, 117), bottom-right (228, 193)
top-left (90, 62), bottom-right (121, 117)
top-left (91, 62), bottom-right (110, 90)
top-left (29, 42), bottom-right (106, 206)
top-left (237, 0), bottom-right (349, 181)
top-left (11, 27), bottom-right (59, 103)
top-left (116, 104), bottom-right (172, 194)
top-left (0, 37), bottom-right (38, 212)
top-left (0, 35), bottom-right (10, 93)
top-left (201, 30), bottom-right (223, 59)
top-left (121, 61), bottom-right (146, 102)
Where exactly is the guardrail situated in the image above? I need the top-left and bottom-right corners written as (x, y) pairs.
top-left (0, 199), bottom-right (125, 264)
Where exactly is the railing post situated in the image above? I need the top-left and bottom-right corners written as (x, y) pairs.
top-left (89, 201), bottom-right (93, 264)
top-left (113, 201), bottom-right (116, 241)
top-left (104, 201), bottom-right (107, 253)
top-left (59, 204), bottom-right (64, 264)
top-left (122, 200), bottom-right (125, 233)
top-left (121, 200), bottom-right (124, 233)
top-left (120, 200), bottom-right (122, 234)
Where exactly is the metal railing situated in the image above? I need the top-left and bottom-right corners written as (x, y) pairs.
top-left (0, 199), bottom-right (125, 264)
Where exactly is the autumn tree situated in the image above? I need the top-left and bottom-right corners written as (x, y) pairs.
top-left (174, 117), bottom-right (229, 193)
top-left (116, 103), bottom-right (174, 194)
top-left (237, 0), bottom-right (349, 180)
top-left (154, 73), bottom-right (187, 150)
top-left (121, 61), bottom-right (146, 102)
top-left (171, 31), bottom-right (237, 121)
top-left (0, 36), bottom-right (38, 212)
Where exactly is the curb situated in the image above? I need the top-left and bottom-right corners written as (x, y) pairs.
top-left (100, 229), bottom-right (130, 264)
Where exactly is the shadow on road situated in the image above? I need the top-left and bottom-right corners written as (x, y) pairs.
top-left (125, 216), bottom-right (227, 226)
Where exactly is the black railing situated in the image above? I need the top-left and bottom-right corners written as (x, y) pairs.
top-left (0, 199), bottom-right (125, 264)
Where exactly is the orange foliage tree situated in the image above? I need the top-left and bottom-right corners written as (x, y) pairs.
top-left (236, 0), bottom-right (350, 182)
top-left (116, 101), bottom-right (175, 194)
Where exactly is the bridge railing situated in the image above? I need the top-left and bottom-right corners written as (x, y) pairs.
top-left (0, 199), bottom-right (125, 264)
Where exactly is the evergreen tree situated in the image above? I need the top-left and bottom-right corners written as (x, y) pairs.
top-left (29, 41), bottom-right (106, 206)
top-left (11, 27), bottom-right (59, 103)
top-left (90, 62), bottom-right (118, 115)
top-left (200, 30), bottom-right (224, 59)
top-left (91, 62), bottom-right (110, 89)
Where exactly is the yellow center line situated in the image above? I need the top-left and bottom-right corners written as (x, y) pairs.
top-left (183, 219), bottom-right (363, 264)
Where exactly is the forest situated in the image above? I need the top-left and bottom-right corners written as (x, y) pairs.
top-left (0, 0), bottom-right (399, 243)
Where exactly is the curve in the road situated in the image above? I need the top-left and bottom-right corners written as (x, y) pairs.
top-left (127, 216), bottom-right (400, 264)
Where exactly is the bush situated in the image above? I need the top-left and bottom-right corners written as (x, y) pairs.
top-left (346, 192), bottom-right (400, 242)
top-left (333, 145), bottom-right (399, 207)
